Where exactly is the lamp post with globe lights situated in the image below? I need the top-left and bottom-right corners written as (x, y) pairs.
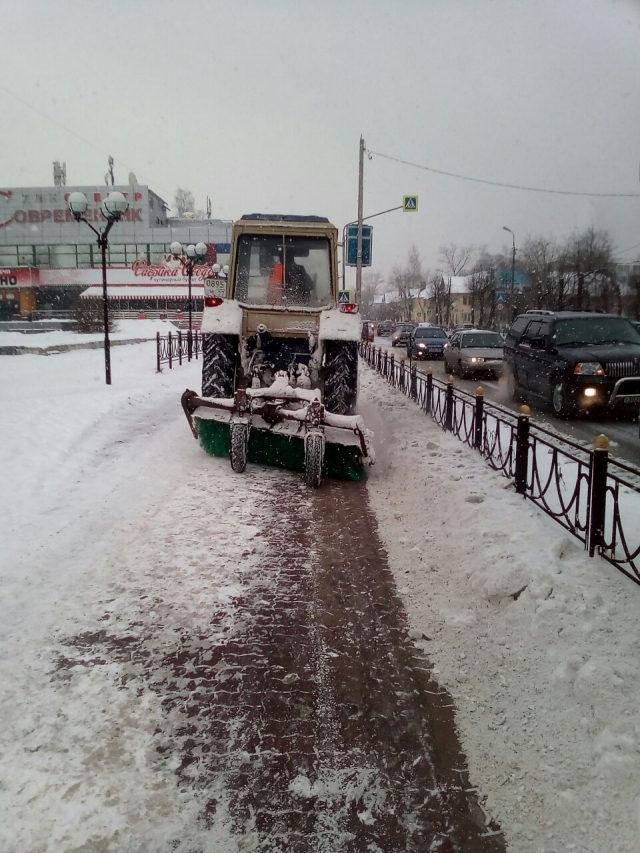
top-left (170, 241), bottom-right (208, 359)
top-left (68, 190), bottom-right (129, 385)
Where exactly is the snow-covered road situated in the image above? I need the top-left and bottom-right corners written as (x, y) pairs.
top-left (1, 343), bottom-right (639, 852)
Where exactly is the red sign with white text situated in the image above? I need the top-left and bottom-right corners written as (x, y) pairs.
top-left (0, 267), bottom-right (38, 287)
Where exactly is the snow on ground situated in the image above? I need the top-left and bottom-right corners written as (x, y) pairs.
top-left (360, 366), bottom-right (640, 853)
top-left (0, 318), bottom-right (176, 348)
top-left (3, 341), bottom-right (639, 852)
top-left (0, 344), bottom-right (257, 851)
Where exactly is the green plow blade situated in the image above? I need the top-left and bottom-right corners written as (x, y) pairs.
top-left (195, 417), bottom-right (366, 481)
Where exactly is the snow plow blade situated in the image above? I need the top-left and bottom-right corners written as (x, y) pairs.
top-left (181, 385), bottom-right (374, 485)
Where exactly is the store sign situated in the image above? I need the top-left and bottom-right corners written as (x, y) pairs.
top-left (0, 267), bottom-right (38, 287)
top-left (0, 187), bottom-right (146, 230)
top-left (131, 257), bottom-right (218, 282)
top-left (40, 252), bottom-right (231, 288)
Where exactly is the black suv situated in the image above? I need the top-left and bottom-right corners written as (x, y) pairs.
top-left (503, 310), bottom-right (640, 417)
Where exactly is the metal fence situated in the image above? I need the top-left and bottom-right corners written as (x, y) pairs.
top-left (156, 330), bottom-right (202, 370)
top-left (361, 342), bottom-right (640, 586)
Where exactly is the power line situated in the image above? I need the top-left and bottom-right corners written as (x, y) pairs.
top-left (0, 84), bottom-right (173, 199)
top-left (612, 240), bottom-right (640, 257)
top-left (367, 149), bottom-right (640, 199)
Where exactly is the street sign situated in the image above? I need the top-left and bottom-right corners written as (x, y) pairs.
top-left (338, 290), bottom-right (353, 304)
top-left (346, 225), bottom-right (372, 267)
top-left (497, 303), bottom-right (504, 311)
top-left (495, 292), bottom-right (506, 304)
top-left (403, 195), bottom-right (419, 212)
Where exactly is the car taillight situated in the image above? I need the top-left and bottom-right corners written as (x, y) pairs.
top-left (205, 297), bottom-right (223, 307)
top-left (340, 303), bottom-right (359, 314)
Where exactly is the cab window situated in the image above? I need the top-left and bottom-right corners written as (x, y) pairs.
top-left (234, 234), bottom-right (332, 308)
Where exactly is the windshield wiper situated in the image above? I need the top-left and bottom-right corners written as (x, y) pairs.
top-left (558, 340), bottom-right (594, 347)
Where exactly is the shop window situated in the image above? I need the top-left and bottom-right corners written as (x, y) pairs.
top-left (108, 245), bottom-right (126, 267)
top-left (0, 246), bottom-right (18, 265)
top-left (50, 245), bottom-right (78, 268)
top-left (35, 246), bottom-right (50, 267)
top-left (126, 245), bottom-right (148, 264)
top-left (149, 243), bottom-right (167, 264)
top-left (18, 246), bottom-right (35, 265)
top-left (76, 251), bottom-right (92, 269)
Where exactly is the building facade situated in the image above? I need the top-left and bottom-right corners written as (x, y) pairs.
top-left (0, 185), bottom-right (232, 318)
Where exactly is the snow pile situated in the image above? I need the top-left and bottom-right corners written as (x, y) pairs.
top-left (0, 343), bottom-right (253, 850)
top-left (0, 318), bottom-right (177, 348)
top-left (360, 367), bottom-right (640, 853)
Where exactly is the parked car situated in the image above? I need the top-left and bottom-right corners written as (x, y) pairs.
top-left (361, 321), bottom-right (375, 342)
top-left (377, 320), bottom-right (394, 337)
top-left (502, 310), bottom-right (640, 417)
top-left (407, 324), bottom-right (448, 359)
top-left (451, 323), bottom-right (475, 335)
top-left (391, 323), bottom-right (416, 347)
top-left (444, 329), bottom-right (504, 377)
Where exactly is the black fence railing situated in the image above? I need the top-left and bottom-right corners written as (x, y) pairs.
top-left (156, 330), bottom-right (202, 370)
top-left (361, 342), bottom-right (640, 586)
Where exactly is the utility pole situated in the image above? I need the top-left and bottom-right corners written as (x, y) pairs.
top-left (503, 226), bottom-right (516, 320)
top-left (355, 136), bottom-right (365, 305)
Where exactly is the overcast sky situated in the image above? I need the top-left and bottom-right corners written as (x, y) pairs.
top-left (2, 0), bottom-right (640, 286)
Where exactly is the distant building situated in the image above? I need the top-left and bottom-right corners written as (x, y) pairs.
top-left (0, 184), bottom-right (232, 318)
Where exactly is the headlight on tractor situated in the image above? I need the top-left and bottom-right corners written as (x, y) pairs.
top-left (574, 362), bottom-right (605, 375)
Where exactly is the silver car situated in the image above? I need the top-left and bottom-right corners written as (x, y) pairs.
top-left (443, 329), bottom-right (504, 378)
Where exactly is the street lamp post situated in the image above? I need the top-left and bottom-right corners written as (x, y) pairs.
top-left (170, 241), bottom-right (207, 358)
top-left (503, 226), bottom-right (516, 320)
top-left (68, 190), bottom-right (129, 385)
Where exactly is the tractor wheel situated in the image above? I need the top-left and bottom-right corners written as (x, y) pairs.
top-left (202, 334), bottom-right (237, 398)
top-left (324, 340), bottom-right (358, 415)
top-left (305, 431), bottom-right (324, 488)
top-left (230, 421), bottom-right (249, 473)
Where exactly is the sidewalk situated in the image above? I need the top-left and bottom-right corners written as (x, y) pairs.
top-left (361, 366), bottom-right (640, 853)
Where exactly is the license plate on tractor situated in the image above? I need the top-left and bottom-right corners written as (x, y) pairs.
top-left (204, 278), bottom-right (226, 298)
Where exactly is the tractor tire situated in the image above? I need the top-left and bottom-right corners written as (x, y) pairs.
top-left (230, 422), bottom-right (249, 473)
top-left (324, 340), bottom-right (358, 415)
top-left (202, 334), bottom-right (237, 398)
top-left (305, 431), bottom-right (324, 488)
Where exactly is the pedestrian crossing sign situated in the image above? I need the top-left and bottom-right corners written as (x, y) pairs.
top-left (403, 195), bottom-right (419, 212)
top-left (338, 290), bottom-right (353, 304)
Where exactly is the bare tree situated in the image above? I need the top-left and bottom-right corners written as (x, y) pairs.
top-left (361, 271), bottom-right (384, 318)
top-left (439, 243), bottom-right (474, 276)
top-left (174, 187), bottom-right (195, 217)
top-left (389, 246), bottom-right (424, 321)
top-left (521, 236), bottom-right (558, 310)
top-left (562, 227), bottom-right (614, 311)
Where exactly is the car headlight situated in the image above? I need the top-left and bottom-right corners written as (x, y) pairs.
top-left (464, 356), bottom-right (484, 364)
top-left (574, 362), bottom-right (604, 375)
top-left (418, 342), bottom-right (426, 348)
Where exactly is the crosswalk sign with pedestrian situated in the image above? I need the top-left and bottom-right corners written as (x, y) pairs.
top-left (338, 290), bottom-right (353, 304)
top-left (403, 195), bottom-right (419, 212)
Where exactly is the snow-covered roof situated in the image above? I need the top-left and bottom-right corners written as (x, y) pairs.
top-left (372, 287), bottom-right (422, 305)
